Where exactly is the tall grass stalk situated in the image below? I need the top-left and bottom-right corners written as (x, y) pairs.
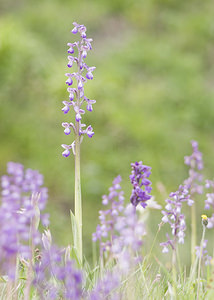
top-left (196, 220), bottom-right (207, 300)
top-left (172, 247), bottom-right (177, 299)
top-left (74, 122), bottom-right (82, 264)
top-left (191, 204), bottom-right (197, 265)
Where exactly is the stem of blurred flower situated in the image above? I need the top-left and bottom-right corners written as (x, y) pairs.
top-left (196, 220), bottom-right (207, 300)
top-left (24, 193), bottom-right (40, 300)
top-left (191, 204), bottom-right (196, 265)
top-left (172, 246), bottom-right (177, 300)
top-left (74, 124), bottom-right (82, 264)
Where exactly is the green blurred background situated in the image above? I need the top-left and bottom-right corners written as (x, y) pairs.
top-left (0, 0), bottom-right (214, 262)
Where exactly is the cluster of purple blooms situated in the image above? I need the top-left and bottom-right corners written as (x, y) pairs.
top-left (34, 230), bottom-right (82, 300)
top-left (184, 140), bottom-right (204, 197)
top-left (91, 164), bottom-right (150, 299)
top-left (0, 162), bottom-right (83, 299)
top-left (92, 175), bottom-right (125, 254)
top-left (195, 239), bottom-right (212, 266)
top-left (160, 141), bottom-right (206, 253)
top-left (130, 161), bottom-right (152, 207)
top-left (93, 161), bottom-right (150, 273)
top-left (89, 272), bottom-right (120, 300)
top-left (61, 22), bottom-right (96, 158)
top-left (160, 185), bottom-right (190, 253)
top-left (0, 162), bottom-right (48, 279)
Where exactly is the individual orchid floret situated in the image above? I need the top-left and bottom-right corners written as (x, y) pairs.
top-left (85, 125), bottom-right (94, 138)
top-left (61, 144), bottom-right (74, 157)
top-left (71, 22), bottom-right (79, 34)
top-left (80, 124), bottom-right (94, 138)
top-left (65, 73), bottom-right (74, 86)
top-left (67, 56), bottom-right (75, 68)
top-left (85, 66), bottom-right (96, 80)
top-left (73, 105), bottom-right (85, 122)
top-left (67, 42), bottom-right (78, 54)
top-left (76, 75), bottom-right (86, 90)
top-left (84, 97), bottom-right (96, 111)
top-left (62, 122), bottom-right (75, 135)
top-left (62, 101), bottom-right (72, 114)
top-left (67, 87), bottom-right (76, 101)
top-left (130, 161), bottom-right (152, 208)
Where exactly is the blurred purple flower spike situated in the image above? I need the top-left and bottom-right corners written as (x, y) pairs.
top-left (130, 161), bottom-right (152, 208)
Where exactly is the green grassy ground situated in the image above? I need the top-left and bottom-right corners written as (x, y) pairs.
top-left (0, 0), bottom-right (214, 259)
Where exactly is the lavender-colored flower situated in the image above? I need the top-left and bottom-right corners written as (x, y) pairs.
top-left (92, 175), bottom-right (124, 253)
top-left (88, 271), bottom-right (120, 300)
top-left (61, 22), bottom-right (96, 157)
top-left (184, 140), bottom-right (204, 201)
top-left (160, 185), bottom-right (190, 253)
top-left (34, 230), bottom-right (82, 300)
top-left (130, 161), bottom-right (152, 208)
top-left (0, 162), bottom-right (49, 279)
top-left (204, 179), bottom-right (214, 228)
top-left (195, 240), bottom-right (212, 266)
top-left (93, 175), bottom-right (145, 274)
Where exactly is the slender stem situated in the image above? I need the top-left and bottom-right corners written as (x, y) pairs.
top-left (196, 225), bottom-right (206, 300)
top-left (191, 204), bottom-right (197, 265)
top-left (74, 125), bottom-right (82, 264)
top-left (172, 246), bottom-right (177, 300)
top-left (73, 41), bottom-right (83, 264)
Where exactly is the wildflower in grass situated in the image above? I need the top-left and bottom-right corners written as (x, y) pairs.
top-left (61, 22), bottom-right (96, 157)
top-left (195, 239), bottom-right (211, 266)
top-left (93, 175), bottom-right (145, 273)
top-left (184, 140), bottom-right (204, 201)
top-left (34, 230), bottom-right (82, 299)
top-left (201, 214), bottom-right (208, 227)
top-left (130, 161), bottom-right (152, 208)
top-left (184, 141), bottom-right (204, 264)
top-left (204, 179), bottom-right (214, 228)
top-left (92, 175), bottom-right (124, 254)
top-left (160, 185), bottom-right (190, 253)
top-left (197, 214), bottom-right (209, 299)
top-left (88, 271), bottom-right (120, 300)
top-left (0, 162), bottom-right (49, 279)
top-left (112, 203), bottom-right (145, 272)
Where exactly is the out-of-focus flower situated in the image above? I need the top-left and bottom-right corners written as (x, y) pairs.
top-left (34, 230), bottom-right (82, 299)
top-left (130, 161), bottom-right (152, 208)
top-left (0, 162), bottom-right (49, 279)
top-left (160, 185), bottom-right (190, 253)
top-left (184, 140), bottom-right (203, 201)
top-left (195, 240), bottom-right (211, 266)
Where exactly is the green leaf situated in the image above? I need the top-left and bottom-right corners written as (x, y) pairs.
top-left (70, 210), bottom-right (81, 266)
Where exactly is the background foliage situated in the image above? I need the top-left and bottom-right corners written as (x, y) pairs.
top-left (0, 0), bottom-right (214, 260)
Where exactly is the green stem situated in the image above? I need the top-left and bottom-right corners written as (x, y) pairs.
top-left (75, 123), bottom-right (82, 264)
top-left (191, 204), bottom-right (196, 265)
top-left (196, 225), bottom-right (206, 300)
top-left (172, 247), bottom-right (177, 300)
